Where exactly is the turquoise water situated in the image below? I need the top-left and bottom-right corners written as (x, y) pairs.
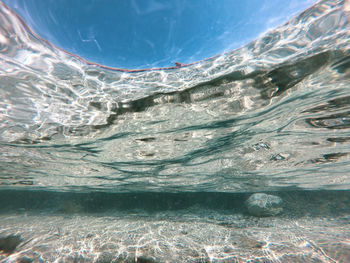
top-left (1, 0), bottom-right (350, 262)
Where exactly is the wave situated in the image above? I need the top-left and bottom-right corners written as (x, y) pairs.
top-left (0, 0), bottom-right (350, 192)
top-left (0, 0), bottom-right (348, 142)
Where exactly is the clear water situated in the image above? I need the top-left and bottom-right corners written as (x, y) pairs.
top-left (0, 0), bottom-right (350, 262)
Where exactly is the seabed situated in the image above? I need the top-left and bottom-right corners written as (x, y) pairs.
top-left (0, 190), bottom-right (349, 262)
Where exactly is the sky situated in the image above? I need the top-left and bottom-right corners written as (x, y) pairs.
top-left (3, 0), bottom-right (317, 69)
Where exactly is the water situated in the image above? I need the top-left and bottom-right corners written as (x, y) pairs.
top-left (0, 0), bottom-right (350, 262)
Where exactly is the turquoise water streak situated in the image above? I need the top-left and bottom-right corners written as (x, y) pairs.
top-left (0, 0), bottom-right (350, 262)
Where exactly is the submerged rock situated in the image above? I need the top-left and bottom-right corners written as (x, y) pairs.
top-left (245, 193), bottom-right (283, 217)
top-left (0, 234), bottom-right (22, 254)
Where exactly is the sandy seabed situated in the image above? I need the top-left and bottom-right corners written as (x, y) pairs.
top-left (0, 190), bottom-right (349, 262)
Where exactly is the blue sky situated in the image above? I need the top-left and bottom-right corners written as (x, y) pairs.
top-left (3, 0), bottom-right (316, 69)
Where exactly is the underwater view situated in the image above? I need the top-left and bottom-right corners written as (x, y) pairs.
top-left (1, 0), bottom-right (350, 262)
